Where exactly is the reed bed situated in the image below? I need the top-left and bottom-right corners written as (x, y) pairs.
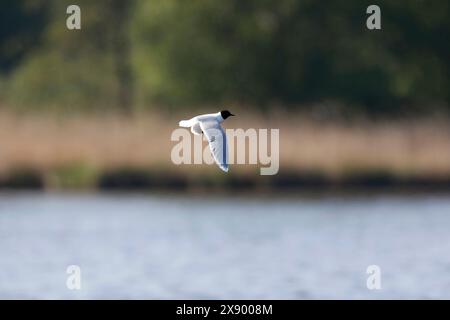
top-left (0, 110), bottom-right (449, 189)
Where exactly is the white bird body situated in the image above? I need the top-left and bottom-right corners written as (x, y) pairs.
top-left (179, 112), bottom-right (223, 135)
top-left (179, 111), bottom-right (234, 172)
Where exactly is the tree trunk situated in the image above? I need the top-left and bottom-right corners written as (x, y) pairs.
top-left (110, 0), bottom-right (135, 116)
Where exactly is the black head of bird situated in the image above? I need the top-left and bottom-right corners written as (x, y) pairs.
top-left (220, 110), bottom-right (235, 120)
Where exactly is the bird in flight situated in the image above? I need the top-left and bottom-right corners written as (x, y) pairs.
top-left (179, 110), bottom-right (235, 172)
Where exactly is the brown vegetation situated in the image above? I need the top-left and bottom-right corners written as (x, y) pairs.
top-left (0, 110), bottom-right (449, 189)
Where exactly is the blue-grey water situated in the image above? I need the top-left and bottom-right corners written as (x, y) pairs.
top-left (0, 192), bottom-right (450, 299)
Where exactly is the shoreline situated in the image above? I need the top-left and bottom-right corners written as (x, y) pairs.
top-left (1, 111), bottom-right (449, 194)
top-left (1, 167), bottom-right (449, 194)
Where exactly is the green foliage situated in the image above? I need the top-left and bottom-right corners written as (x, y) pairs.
top-left (7, 47), bottom-right (117, 111)
top-left (0, 0), bottom-right (48, 73)
top-left (4, 0), bottom-right (133, 111)
top-left (133, 0), bottom-right (449, 113)
top-left (49, 163), bottom-right (99, 189)
top-left (0, 0), bottom-right (449, 114)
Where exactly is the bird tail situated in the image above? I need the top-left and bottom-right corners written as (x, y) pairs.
top-left (179, 119), bottom-right (194, 127)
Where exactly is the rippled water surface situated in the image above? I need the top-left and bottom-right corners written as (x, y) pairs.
top-left (1, 192), bottom-right (450, 299)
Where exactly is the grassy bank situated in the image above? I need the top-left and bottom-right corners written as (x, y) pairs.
top-left (0, 110), bottom-right (449, 192)
top-left (1, 166), bottom-right (450, 194)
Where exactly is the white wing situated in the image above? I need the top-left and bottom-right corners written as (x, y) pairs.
top-left (190, 122), bottom-right (202, 135)
top-left (179, 117), bottom-right (196, 127)
top-left (199, 120), bottom-right (229, 172)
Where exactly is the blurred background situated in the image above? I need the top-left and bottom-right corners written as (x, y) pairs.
top-left (0, 0), bottom-right (449, 299)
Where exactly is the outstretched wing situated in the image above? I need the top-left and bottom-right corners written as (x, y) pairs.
top-left (179, 118), bottom-right (195, 127)
top-left (199, 120), bottom-right (229, 172)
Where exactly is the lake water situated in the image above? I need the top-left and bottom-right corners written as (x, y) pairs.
top-left (0, 192), bottom-right (450, 299)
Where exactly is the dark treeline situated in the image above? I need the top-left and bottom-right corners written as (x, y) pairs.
top-left (0, 0), bottom-right (448, 115)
